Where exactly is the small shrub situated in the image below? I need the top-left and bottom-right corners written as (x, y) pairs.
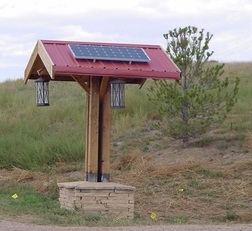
top-left (166, 215), bottom-right (189, 224)
top-left (225, 211), bottom-right (239, 221)
top-left (84, 213), bottom-right (101, 222)
top-left (197, 167), bottom-right (224, 178)
top-left (192, 136), bottom-right (216, 147)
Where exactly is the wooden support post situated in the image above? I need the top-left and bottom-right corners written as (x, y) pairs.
top-left (84, 81), bottom-right (90, 181)
top-left (98, 79), bottom-right (111, 182)
top-left (85, 77), bottom-right (100, 182)
top-left (84, 76), bottom-right (111, 182)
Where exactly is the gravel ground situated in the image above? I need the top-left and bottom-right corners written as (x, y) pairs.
top-left (0, 221), bottom-right (252, 231)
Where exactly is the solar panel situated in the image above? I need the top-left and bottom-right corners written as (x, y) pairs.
top-left (68, 44), bottom-right (151, 63)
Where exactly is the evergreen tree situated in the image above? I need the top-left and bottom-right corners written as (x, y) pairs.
top-left (148, 26), bottom-right (240, 148)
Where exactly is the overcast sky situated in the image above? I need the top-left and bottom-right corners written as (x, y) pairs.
top-left (0, 0), bottom-right (251, 82)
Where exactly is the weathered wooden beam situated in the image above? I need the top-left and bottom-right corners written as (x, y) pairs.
top-left (98, 82), bottom-right (111, 182)
top-left (37, 67), bottom-right (48, 76)
top-left (86, 77), bottom-right (100, 182)
top-left (24, 40), bottom-right (54, 83)
top-left (37, 40), bottom-right (54, 79)
top-left (99, 76), bottom-right (110, 99)
top-left (24, 46), bottom-right (39, 83)
top-left (84, 79), bottom-right (90, 181)
top-left (71, 75), bottom-right (90, 94)
top-left (84, 76), bottom-right (112, 182)
top-left (139, 78), bottom-right (147, 89)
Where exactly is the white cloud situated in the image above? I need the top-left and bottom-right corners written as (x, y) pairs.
top-left (0, 34), bottom-right (35, 57)
top-left (58, 25), bottom-right (116, 42)
top-left (0, 0), bottom-right (140, 17)
top-left (0, 0), bottom-right (252, 82)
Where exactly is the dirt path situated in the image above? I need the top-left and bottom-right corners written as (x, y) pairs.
top-left (0, 221), bottom-right (252, 231)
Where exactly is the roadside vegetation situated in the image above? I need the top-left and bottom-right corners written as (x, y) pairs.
top-left (148, 26), bottom-right (240, 148)
top-left (0, 61), bottom-right (252, 225)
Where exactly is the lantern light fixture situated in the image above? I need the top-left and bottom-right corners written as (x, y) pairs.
top-left (110, 79), bottom-right (125, 109)
top-left (35, 77), bottom-right (49, 106)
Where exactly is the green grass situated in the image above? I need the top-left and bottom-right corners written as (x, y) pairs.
top-left (166, 215), bottom-right (189, 224)
top-left (0, 79), bottom-right (159, 169)
top-left (0, 80), bottom-right (86, 170)
top-left (1, 63), bottom-right (251, 169)
top-left (0, 181), bottom-right (141, 226)
top-left (0, 182), bottom-right (61, 225)
top-left (1, 62), bottom-right (252, 225)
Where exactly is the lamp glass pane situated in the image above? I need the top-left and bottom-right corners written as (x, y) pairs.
top-left (43, 82), bottom-right (49, 105)
top-left (111, 81), bottom-right (125, 109)
top-left (35, 79), bottom-right (49, 106)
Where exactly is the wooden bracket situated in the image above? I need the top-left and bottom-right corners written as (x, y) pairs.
top-left (71, 75), bottom-right (90, 94)
top-left (139, 78), bottom-right (147, 89)
top-left (37, 67), bottom-right (48, 76)
top-left (99, 76), bottom-right (110, 100)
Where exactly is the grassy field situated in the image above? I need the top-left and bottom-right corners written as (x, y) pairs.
top-left (0, 61), bottom-right (252, 226)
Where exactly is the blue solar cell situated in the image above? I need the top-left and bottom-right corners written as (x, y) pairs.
top-left (68, 44), bottom-right (151, 62)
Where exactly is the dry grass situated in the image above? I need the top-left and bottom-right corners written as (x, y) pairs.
top-left (1, 62), bottom-right (252, 225)
top-left (243, 132), bottom-right (252, 150)
top-left (1, 132), bottom-right (252, 224)
top-left (111, 150), bottom-right (200, 180)
top-left (111, 140), bottom-right (252, 224)
top-left (0, 167), bottom-right (50, 193)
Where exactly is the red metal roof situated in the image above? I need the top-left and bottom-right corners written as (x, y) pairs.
top-left (24, 40), bottom-right (181, 83)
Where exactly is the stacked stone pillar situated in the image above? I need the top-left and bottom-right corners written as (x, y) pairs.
top-left (58, 181), bottom-right (135, 219)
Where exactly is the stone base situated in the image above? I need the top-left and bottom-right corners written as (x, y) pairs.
top-left (57, 181), bottom-right (135, 219)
